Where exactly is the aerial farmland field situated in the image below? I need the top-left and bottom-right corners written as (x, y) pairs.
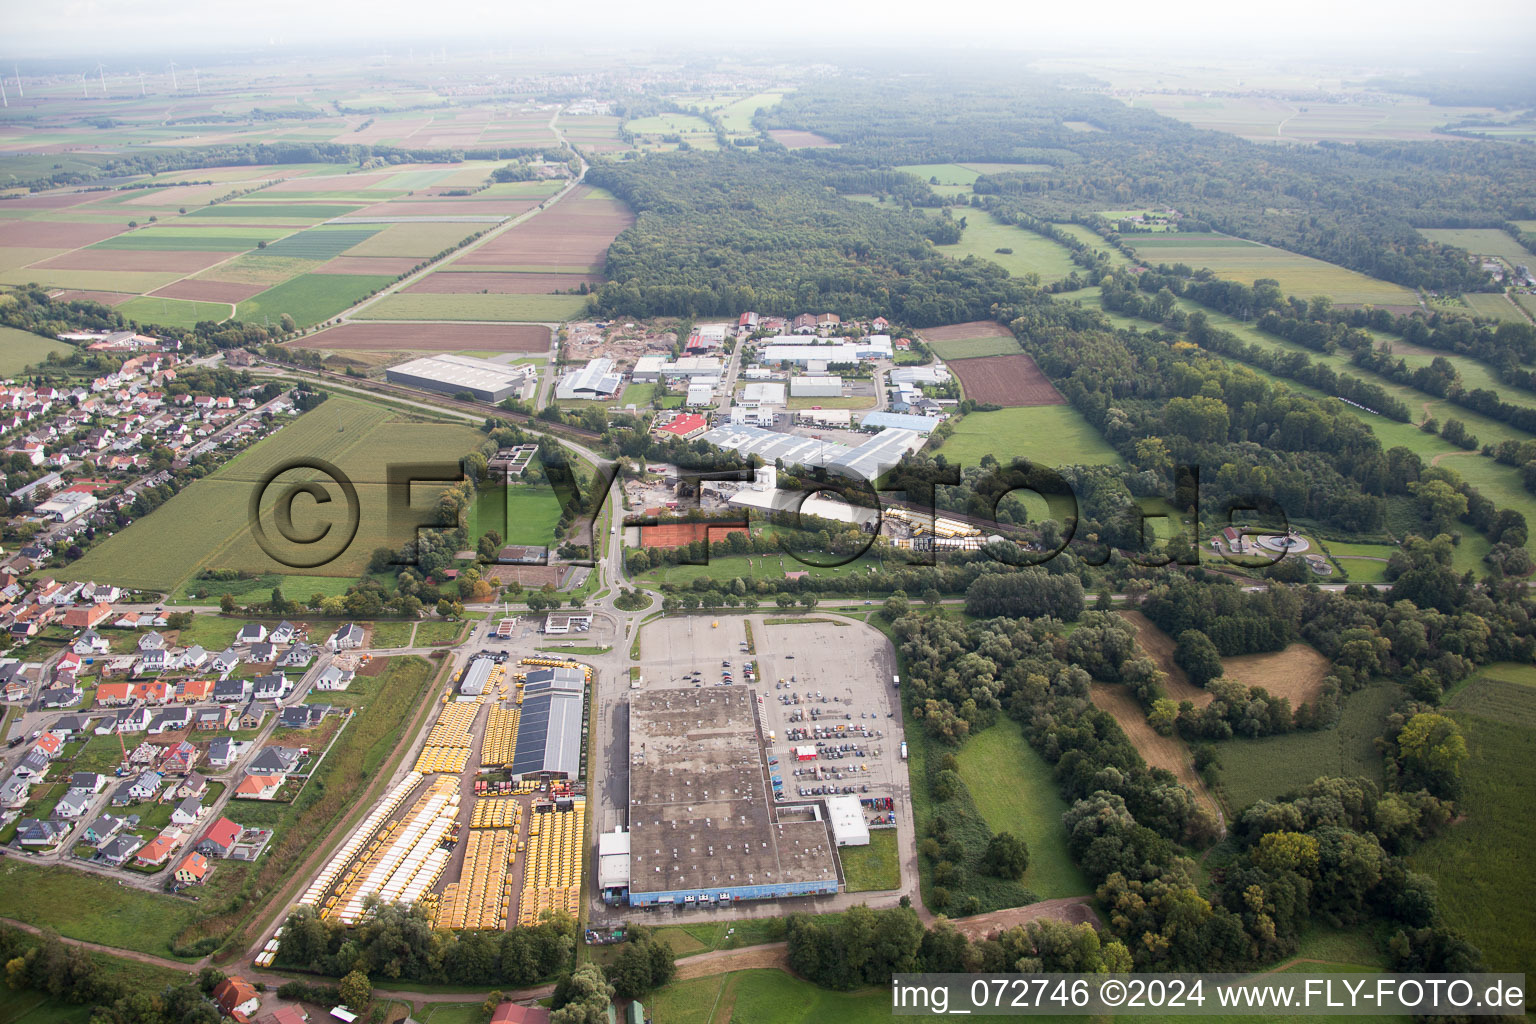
top-left (236, 271), bottom-right (396, 327)
top-left (937, 405), bottom-right (1123, 468)
top-left (354, 292), bottom-right (591, 322)
top-left (1417, 228), bottom-right (1535, 266)
top-left (932, 209), bottom-right (1081, 283)
top-left (1123, 233), bottom-right (1419, 306)
top-left (58, 395), bottom-right (484, 591)
top-left (0, 326), bottom-right (73, 375)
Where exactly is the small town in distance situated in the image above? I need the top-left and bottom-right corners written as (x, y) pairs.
top-left (0, 14), bottom-right (1534, 1024)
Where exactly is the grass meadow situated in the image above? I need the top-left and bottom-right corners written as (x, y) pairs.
top-left (1416, 228), bottom-right (1535, 266)
top-left (935, 405), bottom-right (1124, 468)
top-left (59, 395), bottom-right (483, 591)
top-left (954, 717), bottom-right (1091, 899)
top-left (1459, 292), bottom-right (1529, 323)
top-left (117, 295), bottom-right (234, 328)
top-left (924, 335), bottom-right (1021, 359)
top-left (933, 209), bottom-right (1080, 283)
top-left (0, 326), bottom-right (73, 374)
top-left (837, 828), bottom-right (900, 891)
top-left (468, 484), bottom-right (565, 547)
top-left (1210, 681), bottom-right (1400, 815)
top-left (1125, 233), bottom-right (1418, 305)
top-left (1409, 676), bottom-right (1536, 975)
top-left (237, 272), bottom-right (396, 327)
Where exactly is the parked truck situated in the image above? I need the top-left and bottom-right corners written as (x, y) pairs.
top-left (900, 740), bottom-right (908, 760)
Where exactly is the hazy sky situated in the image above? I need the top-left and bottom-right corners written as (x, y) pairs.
top-left (6, 0), bottom-right (1535, 58)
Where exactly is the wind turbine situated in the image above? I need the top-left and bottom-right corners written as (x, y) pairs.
top-left (1, 76), bottom-right (7, 109)
top-left (80, 73), bottom-right (88, 98)
top-left (12, 66), bottom-right (21, 98)
top-left (96, 63), bottom-right (108, 98)
top-left (192, 67), bottom-right (200, 94)
top-left (167, 61), bottom-right (178, 91)
top-left (138, 70), bottom-right (146, 97)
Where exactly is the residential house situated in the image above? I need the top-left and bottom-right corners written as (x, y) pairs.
top-left (176, 773), bottom-right (209, 800)
top-left (68, 772), bottom-right (107, 795)
top-left (197, 816), bottom-right (242, 858)
top-left (247, 746), bottom-right (300, 775)
top-left (52, 714), bottom-right (94, 738)
top-left (15, 747), bottom-right (51, 778)
top-left (63, 604), bottom-right (113, 631)
top-left (233, 774), bottom-right (283, 800)
top-left (112, 770), bottom-right (162, 805)
top-left (209, 649), bottom-right (239, 674)
top-left (278, 705), bottom-right (329, 730)
top-left (193, 706), bottom-right (230, 731)
top-left (212, 978), bottom-right (261, 1022)
top-left (238, 702), bottom-right (264, 730)
top-left (312, 665), bottom-right (354, 691)
top-left (117, 707), bottom-right (151, 733)
top-left (174, 851), bottom-right (209, 885)
top-left (278, 644), bottom-right (315, 669)
top-left (138, 631), bottom-right (165, 651)
top-left (148, 707), bottom-right (192, 734)
top-left (0, 775), bottom-right (29, 809)
top-left (171, 796), bottom-right (204, 826)
top-left (38, 685), bottom-right (79, 708)
top-left (83, 813), bottom-right (129, 845)
top-left (134, 832), bottom-right (180, 867)
top-left (97, 833), bottom-right (144, 866)
top-left (53, 790), bottom-right (92, 819)
top-left (207, 737), bottom-right (237, 768)
top-left (252, 673), bottom-right (288, 700)
top-left (247, 642), bottom-right (275, 664)
top-left (236, 624), bottom-right (267, 645)
top-left (213, 678), bottom-right (250, 704)
top-left (270, 621), bottom-right (296, 645)
top-left (15, 818), bottom-right (69, 847)
top-left (180, 646), bottom-right (209, 670)
top-left (176, 679), bottom-right (214, 703)
top-left (95, 681), bottom-right (135, 706)
top-left (136, 648), bottom-right (169, 674)
top-left (326, 623), bottom-right (363, 651)
top-left (160, 740), bottom-right (197, 775)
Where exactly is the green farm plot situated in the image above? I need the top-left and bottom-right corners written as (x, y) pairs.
top-left (58, 395), bottom-right (484, 590)
top-left (382, 168), bottom-right (460, 190)
top-left (634, 549), bottom-right (889, 590)
top-left (468, 484), bottom-right (564, 547)
top-left (897, 163), bottom-right (982, 185)
top-left (117, 296), bottom-right (233, 328)
top-left (414, 621), bottom-right (463, 646)
top-left (1417, 228), bottom-right (1535, 265)
top-left (1052, 222), bottom-right (1131, 266)
top-left (1460, 292), bottom-right (1529, 323)
top-left (0, 326), bottom-right (73, 374)
top-left (0, 989), bottom-right (95, 1024)
top-left (369, 621), bottom-right (415, 648)
top-left (237, 273), bottom-right (395, 327)
top-left (91, 225), bottom-right (291, 251)
top-left (356, 292), bottom-right (591, 322)
top-left (0, 268), bottom-right (181, 292)
top-left (646, 970), bottom-right (927, 1024)
top-left (937, 405), bottom-right (1123, 468)
top-left (187, 202), bottom-right (362, 220)
top-left (478, 180), bottom-right (565, 199)
top-left (924, 335), bottom-right (1020, 359)
top-left (1517, 293), bottom-right (1536, 321)
top-left (1126, 233), bottom-right (1419, 305)
top-left (625, 113), bottom-right (715, 136)
top-left (934, 209), bottom-right (1080, 283)
top-left (1446, 669), bottom-right (1536, 728)
top-left (838, 828), bottom-right (900, 892)
top-left (954, 717), bottom-right (1091, 899)
top-left (705, 91), bottom-right (787, 132)
top-left (173, 571), bottom-right (371, 605)
top-left (1211, 681), bottom-right (1400, 815)
top-left (1409, 689), bottom-right (1536, 975)
top-left (258, 226), bottom-right (382, 260)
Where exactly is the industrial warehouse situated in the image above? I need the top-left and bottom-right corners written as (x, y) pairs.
top-left (621, 686), bottom-right (841, 908)
top-left (384, 354), bottom-right (536, 403)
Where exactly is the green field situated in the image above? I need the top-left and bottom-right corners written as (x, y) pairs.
top-left (633, 548), bottom-right (890, 590)
top-left (117, 295), bottom-right (232, 328)
top-left (1459, 292), bottom-right (1529, 323)
top-left (0, 860), bottom-right (203, 959)
top-left (0, 326), bottom-right (73, 375)
top-left (924, 335), bottom-right (1020, 359)
top-left (1211, 681), bottom-right (1400, 814)
top-left (897, 163), bottom-right (983, 186)
top-left (0, 268), bottom-right (180, 292)
top-left (187, 202), bottom-right (362, 220)
top-left (258, 226), bottom-right (383, 260)
top-left (59, 395), bottom-right (483, 590)
top-left (708, 91), bottom-right (787, 132)
top-left (343, 221), bottom-right (480, 258)
top-left (934, 209), bottom-right (1081, 283)
top-left (837, 828), bottom-right (900, 892)
top-left (91, 225), bottom-right (292, 251)
top-left (1409, 678), bottom-right (1536, 975)
top-left (236, 272), bottom-right (396, 327)
top-left (173, 571), bottom-right (372, 605)
top-left (646, 970), bottom-right (935, 1024)
top-left (1417, 228), bottom-right (1535, 266)
top-left (1125, 233), bottom-right (1418, 305)
top-left (937, 405), bottom-right (1124, 468)
top-left (468, 484), bottom-right (565, 547)
top-left (954, 717), bottom-right (1091, 899)
top-left (355, 292), bottom-right (593, 322)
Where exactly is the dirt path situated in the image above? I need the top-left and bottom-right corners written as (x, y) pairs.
top-left (0, 917), bottom-right (196, 974)
top-left (1430, 449), bottom-right (1478, 467)
top-left (1118, 610), bottom-right (1212, 707)
top-left (1089, 682), bottom-right (1225, 829)
top-left (675, 943), bottom-right (792, 980)
top-left (946, 896), bottom-right (1101, 940)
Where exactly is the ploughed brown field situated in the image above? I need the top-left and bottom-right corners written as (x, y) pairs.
top-left (312, 257), bottom-right (421, 276)
top-left (352, 199), bottom-right (539, 219)
top-left (1089, 682), bottom-right (1224, 826)
top-left (767, 129), bottom-right (838, 148)
top-left (293, 322), bottom-right (551, 352)
top-left (149, 279), bottom-right (267, 303)
top-left (919, 319), bottom-right (1013, 342)
top-left (31, 249), bottom-right (231, 273)
top-left (264, 172), bottom-right (395, 192)
top-left (51, 289), bottom-right (134, 306)
top-left (1221, 644), bottom-right (1333, 708)
top-left (404, 271), bottom-right (603, 294)
top-left (949, 352), bottom-right (1065, 407)
top-left (1119, 610), bottom-right (1213, 708)
top-left (0, 191), bottom-right (107, 210)
top-left (457, 185), bottom-right (632, 270)
top-left (0, 221), bottom-right (127, 247)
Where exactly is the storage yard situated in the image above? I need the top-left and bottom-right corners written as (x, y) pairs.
top-left (297, 654), bottom-right (592, 931)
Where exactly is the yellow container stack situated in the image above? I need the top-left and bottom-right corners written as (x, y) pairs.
top-left (517, 799), bottom-right (585, 926)
top-left (470, 797), bottom-right (522, 830)
top-left (415, 701), bottom-right (478, 773)
top-left (481, 706), bottom-right (521, 767)
top-left (436, 828), bottom-right (515, 930)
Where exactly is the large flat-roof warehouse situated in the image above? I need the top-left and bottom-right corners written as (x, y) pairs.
top-left (384, 354), bottom-right (535, 403)
top-left (626, 686), bottom-right (839, 907)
